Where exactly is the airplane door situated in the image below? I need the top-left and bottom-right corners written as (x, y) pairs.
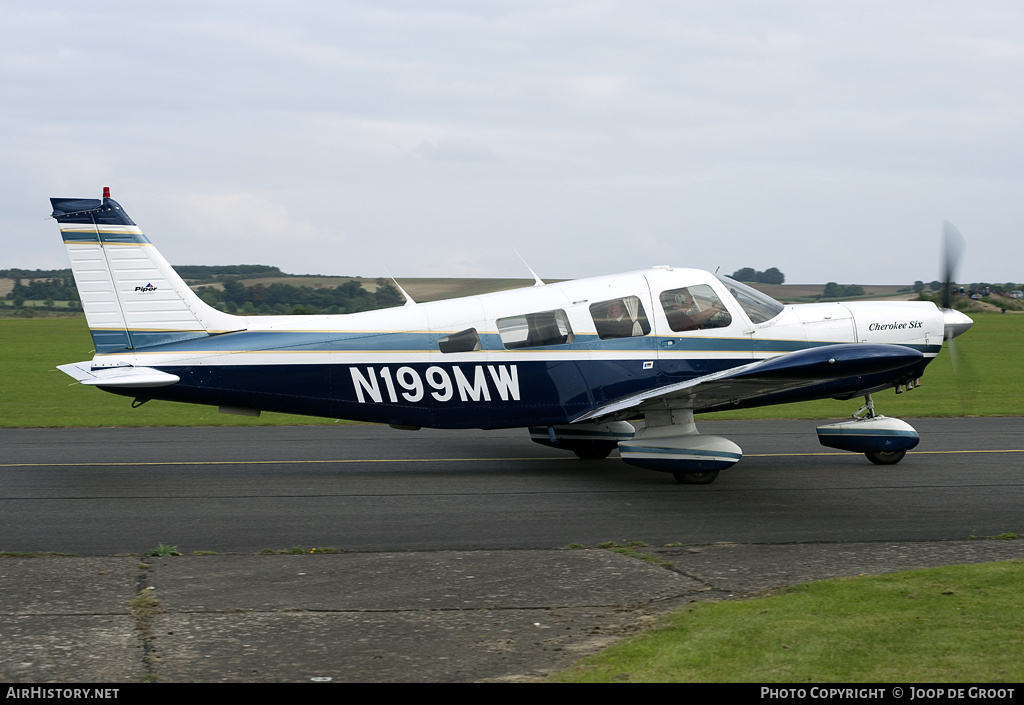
top-left (646, 273), bottom-right (755, 382)
top-left (570, 274), bottom-right (659, 407)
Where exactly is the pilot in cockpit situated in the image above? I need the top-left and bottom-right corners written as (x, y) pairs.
top-left (661, 287), bottom-right (729, 332)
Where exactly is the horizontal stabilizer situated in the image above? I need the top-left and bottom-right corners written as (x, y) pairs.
top-left (58, 361), bottom-right (180, 388)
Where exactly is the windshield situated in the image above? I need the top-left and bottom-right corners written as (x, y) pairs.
top-left (714, 275), bottom-right (784, 324)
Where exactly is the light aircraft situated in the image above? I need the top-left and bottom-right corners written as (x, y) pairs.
top-left (51, 188), bottom-right (973, 484)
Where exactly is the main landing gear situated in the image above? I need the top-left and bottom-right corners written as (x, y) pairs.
top-left (816, 394), bottom-right (920, 464)
top-left (528, 421), bottom-right (634, 460)
top-left (531, 413), bottom-right (739, 484)
top-left (617, 409), bottom-right (740, 485)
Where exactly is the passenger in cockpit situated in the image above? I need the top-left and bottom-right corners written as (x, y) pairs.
top-left (601, 299), bottom-right (635, 338)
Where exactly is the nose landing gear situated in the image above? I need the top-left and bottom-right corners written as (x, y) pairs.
top-left (816, 394), bottom-right (920, 464)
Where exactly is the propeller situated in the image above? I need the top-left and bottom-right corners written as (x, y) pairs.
top-left (940, 221), bottom-right (973, 341)
top-left (937, 222), bottom-right (976, 409)
top-left (941, 221), bottom-right (965, 310)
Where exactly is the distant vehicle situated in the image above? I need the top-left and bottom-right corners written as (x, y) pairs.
top-left (1011, 291), bottom-right (1022, 299)
top-left (50, 189), bottom-right (973, 484)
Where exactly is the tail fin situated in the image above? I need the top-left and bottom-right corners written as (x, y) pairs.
top-left (50, 188), bottom-right (242, 353)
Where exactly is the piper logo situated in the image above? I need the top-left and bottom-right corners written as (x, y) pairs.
top-left (135, 283), bottom-right (158, 292)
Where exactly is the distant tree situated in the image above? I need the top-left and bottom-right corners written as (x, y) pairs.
top-left (913, 280), bottom-right (925, 293)
top-left (730, 267), bottom-right (785, 284)
top-left (373, 279), bottom-right (404, 308)
top-left (222, 279), bottom-right (248, 306)
top-left (823, 282), bottom-right (841, 297)
top-left (929, 281), bottom-right (942, 291)
top-left (0, 268), bottom-right (71, 279)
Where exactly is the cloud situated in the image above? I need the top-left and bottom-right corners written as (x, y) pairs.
top-left (4, 2), bottom-right (1024, 283)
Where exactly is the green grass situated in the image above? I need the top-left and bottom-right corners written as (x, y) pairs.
top-left (2, 313), bottom-right (1021, 427)
top-left (0, 318), bottom-right (343, 427)
top-left (550, 560), bottom-right (1024, 683)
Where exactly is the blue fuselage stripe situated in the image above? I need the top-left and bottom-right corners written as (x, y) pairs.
top-left (86, 328), bottom-right (943, 356)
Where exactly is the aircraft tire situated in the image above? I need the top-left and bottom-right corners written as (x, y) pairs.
top-left (672, 470), bottom-right (720, 485)
top-left (865, 450), bottom-right (907, 465)
top-left (571, 441), bottom-right (616, 460)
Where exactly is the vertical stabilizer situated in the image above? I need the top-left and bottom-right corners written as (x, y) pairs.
top-left (50, 189), bottom-right (243, 353)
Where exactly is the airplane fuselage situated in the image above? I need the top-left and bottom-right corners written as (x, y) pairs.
top-left (85, 268), bottom-right (943, 428)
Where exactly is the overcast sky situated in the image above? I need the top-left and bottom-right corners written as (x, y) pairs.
top-left (4, 1), bottom-right (1023, 285)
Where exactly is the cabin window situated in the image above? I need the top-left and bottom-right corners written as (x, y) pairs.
top-left (659, 285), bottom-right (732, 332)
top-left (497, 309), bottom-right (574, 349)
top-left (438, 328), bottom-right (482, 353)
top-left (590, 297), bottom-right (651, 339)
top-left (714, 275), bottom-right (784, 324)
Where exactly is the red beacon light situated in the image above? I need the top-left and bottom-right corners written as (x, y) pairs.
top-left (102, 187), bottom-right (110, 199)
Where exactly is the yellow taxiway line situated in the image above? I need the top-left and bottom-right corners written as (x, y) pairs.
top-left (3, 449), bottom-right (1023, 468)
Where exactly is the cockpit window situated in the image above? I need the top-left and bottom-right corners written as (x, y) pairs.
top-left (590, 296), bottom-right (651, 339)
top-left (714, 275), bottom-right (784, 324)
top-left (659, 285), bottom-right (731, 332)
top-left (497, 309), bottom-right (574, 349)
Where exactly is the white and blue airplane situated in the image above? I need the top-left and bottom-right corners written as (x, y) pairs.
top-left (51, 188), bottom-right (974, 484)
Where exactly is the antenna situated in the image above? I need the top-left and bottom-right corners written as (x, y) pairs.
top-left (513, 249), bottom-right (545, 287)
top-left (384, 269), bottom-right (416, 306)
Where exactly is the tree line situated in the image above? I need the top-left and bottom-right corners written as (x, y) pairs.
top-left (731, 267), bottom-right (785, 285)
top-left (1, 266), bottom-right (404, 316)
top-left (5, 276), bottom-right (80, 307)
top-left (194, 278), bottom-right (404, 315)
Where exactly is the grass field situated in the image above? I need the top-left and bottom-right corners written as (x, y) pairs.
top-left (0, 318), bottom-right (340, 427)
top-left (550, 560), bottom-right (1024, 683)
top-left (1, 313), bottom-right (1021, 427)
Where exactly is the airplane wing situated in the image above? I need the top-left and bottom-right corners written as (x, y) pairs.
top-left (572, 343), bottom-right (924, 422)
